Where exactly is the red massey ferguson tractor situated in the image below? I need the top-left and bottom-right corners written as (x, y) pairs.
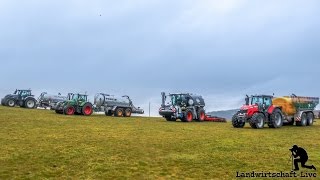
top-left (232, 95), bottom-right (283, 129)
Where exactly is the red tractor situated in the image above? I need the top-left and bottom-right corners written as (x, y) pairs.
top-left (232, 95), bottom-right (283, 129)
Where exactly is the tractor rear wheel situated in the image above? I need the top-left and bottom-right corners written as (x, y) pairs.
top-left (6, 99), bottom-right (16, 107)
top-left (24, 98), bottom-right (36, 109)
top-left (182, 109), bottom-right (193, 122)
top-left (82, 103), bottom-right (93, 116)
top-left (232, 114), bottom-right (245, 128)
top-left (268, 109), bottom-right (283, 128)
top-left (296, 113), bottom-right (307, 126)
top-left (124, 108), bottom-right (132, 117)
top-left (307, 112), bottom-right (314, 126)
top-left (249, 113), bottom-right (265, 129)
top-left (64, 105), bottom-right (75, 115)
top-left (115, 108), bottom-right (124, 117)
top-left (197, 108), bottom-right (206, 122)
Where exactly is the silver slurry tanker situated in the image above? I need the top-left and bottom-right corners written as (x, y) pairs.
top-left (94, 93), bottom-right (144, 117)
top-left (37, 92), bottom-right (67, 109)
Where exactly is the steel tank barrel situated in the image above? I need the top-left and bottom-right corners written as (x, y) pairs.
top-left (273, 96), bottom-right (319, 116)
top-left (94, 93), bottom-right (106, 107)
top-left (41, 94), bottom-right (67, 103)
top-left (94, 93), bottom-right (130, 107)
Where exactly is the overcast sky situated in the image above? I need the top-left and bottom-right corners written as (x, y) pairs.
top-left (0, 0), bottom-right (320, 116)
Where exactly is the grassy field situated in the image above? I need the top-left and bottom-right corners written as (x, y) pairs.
top-left (0, 106), bottom-right (319, 179)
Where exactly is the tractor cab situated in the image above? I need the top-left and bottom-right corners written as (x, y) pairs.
top-left (245, 95), bottom-right (273, 111)
top-left (68, 94), bottom-right (88, 104)
top-left (14, 89), bottom-right (32, 98)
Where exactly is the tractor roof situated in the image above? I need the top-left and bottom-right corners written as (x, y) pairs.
top-left (251, 94), bottom-right (273, 98)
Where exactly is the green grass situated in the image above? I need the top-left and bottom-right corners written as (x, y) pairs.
top-left (0, 106), bottom-right (319, 179)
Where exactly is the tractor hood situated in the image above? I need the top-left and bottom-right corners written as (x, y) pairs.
top-left (4, 94), bottom-right (18, 99)
top-left (240, 104), bottom-right (258, 111)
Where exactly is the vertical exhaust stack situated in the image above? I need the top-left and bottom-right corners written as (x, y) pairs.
top-left (161, 92), bottom-right (166, 108)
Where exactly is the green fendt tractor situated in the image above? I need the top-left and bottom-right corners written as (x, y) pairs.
top-left (55, 93), bottom-right (93, 116)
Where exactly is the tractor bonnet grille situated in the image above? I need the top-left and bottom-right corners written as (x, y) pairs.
top-left (239, 110), bottom-right (248, 114)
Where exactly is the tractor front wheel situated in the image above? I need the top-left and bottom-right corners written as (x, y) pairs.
top-left (24, 98), bottom-right (36, 109)
top-left (82, 103), bottom-right (93, 116)
top-left (64, 105), bottom-right (75, 115)
top-left (197, 108), bottom-right (206, 122)
top-left (124, 108), bottom-right (132, 117)
top-left (268, 109), bottom-right (283, 128)
top-left (307, 112), bottom-right (314, 126)
top-left (6, 99), bottom-right (16, 107)
top-left (115, 108), bottom-right (124, 117)
top-left (182, 109), bottom-right (193, 122)
top-left (232, 114), bottom-right (245, 128)
top-left (249, 113), bottom-right (265, 129)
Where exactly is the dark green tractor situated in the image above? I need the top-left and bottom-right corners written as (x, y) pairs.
top-left (1, 89), bottom-right (37, 108)
top-left (55, 93), bottom-right (93, 116)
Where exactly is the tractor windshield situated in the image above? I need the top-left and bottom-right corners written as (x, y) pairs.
top-left (170, 94), bottom-right (186, 106)
top-left (78, 95), bottom-right (87, 101)
top-left (72, 94), bottom-right (78, 100)
top-left (251, 96), bottom-right (263, 105)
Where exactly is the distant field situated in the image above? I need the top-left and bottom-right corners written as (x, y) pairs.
top-left (0, 106), bottom-right (319, 179)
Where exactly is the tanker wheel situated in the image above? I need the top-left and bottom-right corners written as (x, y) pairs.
top-left (64, 105), bottom-right (75, 115)
top-left (296, 113), bottom-right (307, 126)
top-left (268, 109), bottom-right (283, 128)
top-left (232, 114), bottom-right (245, 128)
top-left (115, 108), bottom-right (124, 117)
top-left (249, 113), bottom-right (265, 129)
top-left (197, 108), bottom-right (206, 122)
top-left (24, 98), bottom-right (36, 109)
top-left (307, 112), bottom-right (314, 126)
top-left (287, 118), bottom-right (295, 126)
top-left (165, 116), bottom-right (176, 121)
top-left (124, 108), bottom-right (132, 117)
top-left (182, 109), bottom-right (193, 122)
top-left (82, 103), bottom-right (93, 116)
top-left (105, 111), bottom-right (113, 116)
top-left (6, 99), bottom-right (16, 107)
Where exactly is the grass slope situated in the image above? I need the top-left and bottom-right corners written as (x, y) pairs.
top-left (0, 106), bottom-right (319, 179)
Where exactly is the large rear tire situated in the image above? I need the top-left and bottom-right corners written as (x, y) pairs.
top-left (64, 105), bottom-right (75, 115)
top-left (232, 114), bottom-right (245, 128)
top-left (82, 103), bottom-right (93, 116)
top-left (197, 108), bottom-right (206, 122)
top-left (182, 109), bottom-right (193, 122)
top-left (307, 112), bottom-right (314, 126)
top-left (296, 113), bottom-right (307, 126)
top-left (115, 108), bottom-right (124, 117)
top-left (124, 108), bottom-right (132, 117)
top-left (6, 99), bottom-right (16, 107)
top-left (249, 113), bottom-right (265, 129)
top-left (24, 98), bottom-right (36, 109)
top-left (268, 109), bottom-right (283, 128)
